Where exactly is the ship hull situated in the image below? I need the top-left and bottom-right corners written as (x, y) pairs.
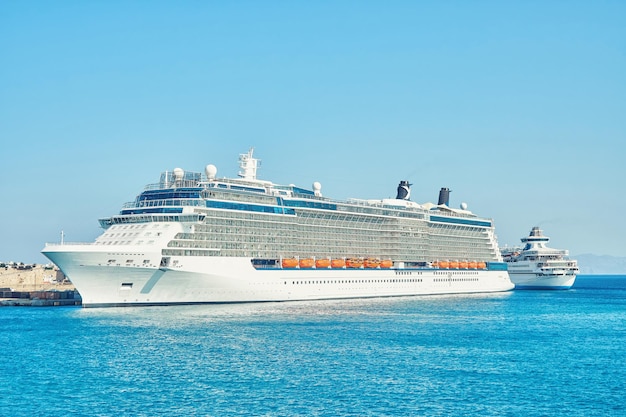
top-left (43, 246), bottom-right (514, 307)
top-left (508, 272), bottom-right (577, 290)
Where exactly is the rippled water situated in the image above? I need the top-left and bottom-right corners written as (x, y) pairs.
top-left (1, 275), bottom-right (624, 416)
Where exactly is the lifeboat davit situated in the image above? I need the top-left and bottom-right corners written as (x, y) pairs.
top-left (345, 258), bottom-right (363, 268)
top-left (363, 258), bottom-right (380, 268)
top-left (380, 259), bottom-right (393, 268)
top-left (282, 258), bottom-right (298, 268)
top-left (299, 258), bottom-right (314, 268)
top-left (315, 258), bottom-right (331, 268)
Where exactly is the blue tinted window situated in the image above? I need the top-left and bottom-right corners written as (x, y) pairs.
top-left (206, 200), bottom-right (294, 214)
top-left (430, 215), bottom-right (491, 227)
top-left (139, 188), bottom-right (201, 201)
top-left (121, 207), bottom-right (183, 215)
top-left (282, 200), bottom-right (337, 210)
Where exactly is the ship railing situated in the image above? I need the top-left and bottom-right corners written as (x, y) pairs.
top-left (122, 199), bottom-right (204, 209)
top-left (347, 198), bottom-right (417, 209)
top-left (144, 175), bottom-right (278, 192)
top-left (347, 198), bottom-right (486, 223)
top-left (143, 179), bottom-right (202, 191)
top-left (143, 182), bottom-right (162, 191)
top-left (44, 241), bottom-right (96, 246)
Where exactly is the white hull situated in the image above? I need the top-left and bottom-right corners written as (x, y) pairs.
top-left (44, 245), bottom-right (514, 307)
top-left (508, 272), bottom-right (576, 290)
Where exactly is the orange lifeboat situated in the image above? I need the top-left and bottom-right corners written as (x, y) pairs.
top-left (299, 258), bottom-right (314, 268)
top-left (449, 260), bottom-right (459, 269)
top-left (477, 261), bottom-right (487, 269)
top-left (437, 261), bottom-right (449, 269)
top-left (315, 258), bottom-right (331, 268)
top-left (363, 258), bottom-right (380, 268)
top-left (282, 258), bottom-right (298, 268)
top-left (331, 259), bottom-right (345, 268)
top-left (345, 258), bottom-right (363, 268)
top-left (468, 261), bottom-right (477, 269)
top-left (459, 261), bottom-right (468, 269)
top-left (380, 259), bottom-right (393, 268)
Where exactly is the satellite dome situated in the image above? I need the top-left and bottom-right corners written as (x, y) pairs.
top-left (205, 164), bottom-right (217, 179)
top-left (313, 181), bottom-right (322, 197)
top-left (173, 168), bottom-right (184, 180)
top-left (460, 202), bottom-right (468, 210)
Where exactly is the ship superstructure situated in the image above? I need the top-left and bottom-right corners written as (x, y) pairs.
top-left (43, 148), bottom-right (513, 307)
top-left (502, 227), bottom-right (579, 289)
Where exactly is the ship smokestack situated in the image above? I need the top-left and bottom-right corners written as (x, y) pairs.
top-left (438, 187), bottom-right (451, 206)
top-left (396, 181), bottom-right (411, 200)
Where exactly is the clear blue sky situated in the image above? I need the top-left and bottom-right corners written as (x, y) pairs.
top-left (1, 1), bottom-right (624, 264)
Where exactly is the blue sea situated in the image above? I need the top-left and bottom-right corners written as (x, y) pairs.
top-left (1, 275), bottom-right (624, 416)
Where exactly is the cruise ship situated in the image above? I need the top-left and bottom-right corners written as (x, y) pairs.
top-left (42, 148), bottom-right (514, 307)
top-left (501, 227), bottom-right (579, 290)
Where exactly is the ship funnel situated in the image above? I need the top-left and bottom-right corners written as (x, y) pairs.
top-left (438, 187), bottom-right (451, 206)
top-left (396, 181), bottom-right (411, 200)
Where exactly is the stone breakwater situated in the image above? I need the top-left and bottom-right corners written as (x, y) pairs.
top-left (1, 290), bottom-right (81, 306)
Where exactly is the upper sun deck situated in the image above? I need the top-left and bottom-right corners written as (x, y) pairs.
top-left (116, 148), bottom-right (492, 226)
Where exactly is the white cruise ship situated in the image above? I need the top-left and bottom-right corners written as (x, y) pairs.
top-left (43, 148), bottom-right (514, 307)
top-left (501, 227), bottom-right (579, 290)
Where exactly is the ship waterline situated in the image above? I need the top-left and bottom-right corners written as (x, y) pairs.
top-left (43, 148), bottom-right (514, 307)
top-left (502, 269), bottom-right (576, 290)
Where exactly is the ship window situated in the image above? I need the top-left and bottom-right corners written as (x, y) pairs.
top-left (121, 283), bottom-right (133, 288)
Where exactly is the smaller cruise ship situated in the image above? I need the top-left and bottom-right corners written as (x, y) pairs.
top-left (501, 227), bottom-right (579, 290)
